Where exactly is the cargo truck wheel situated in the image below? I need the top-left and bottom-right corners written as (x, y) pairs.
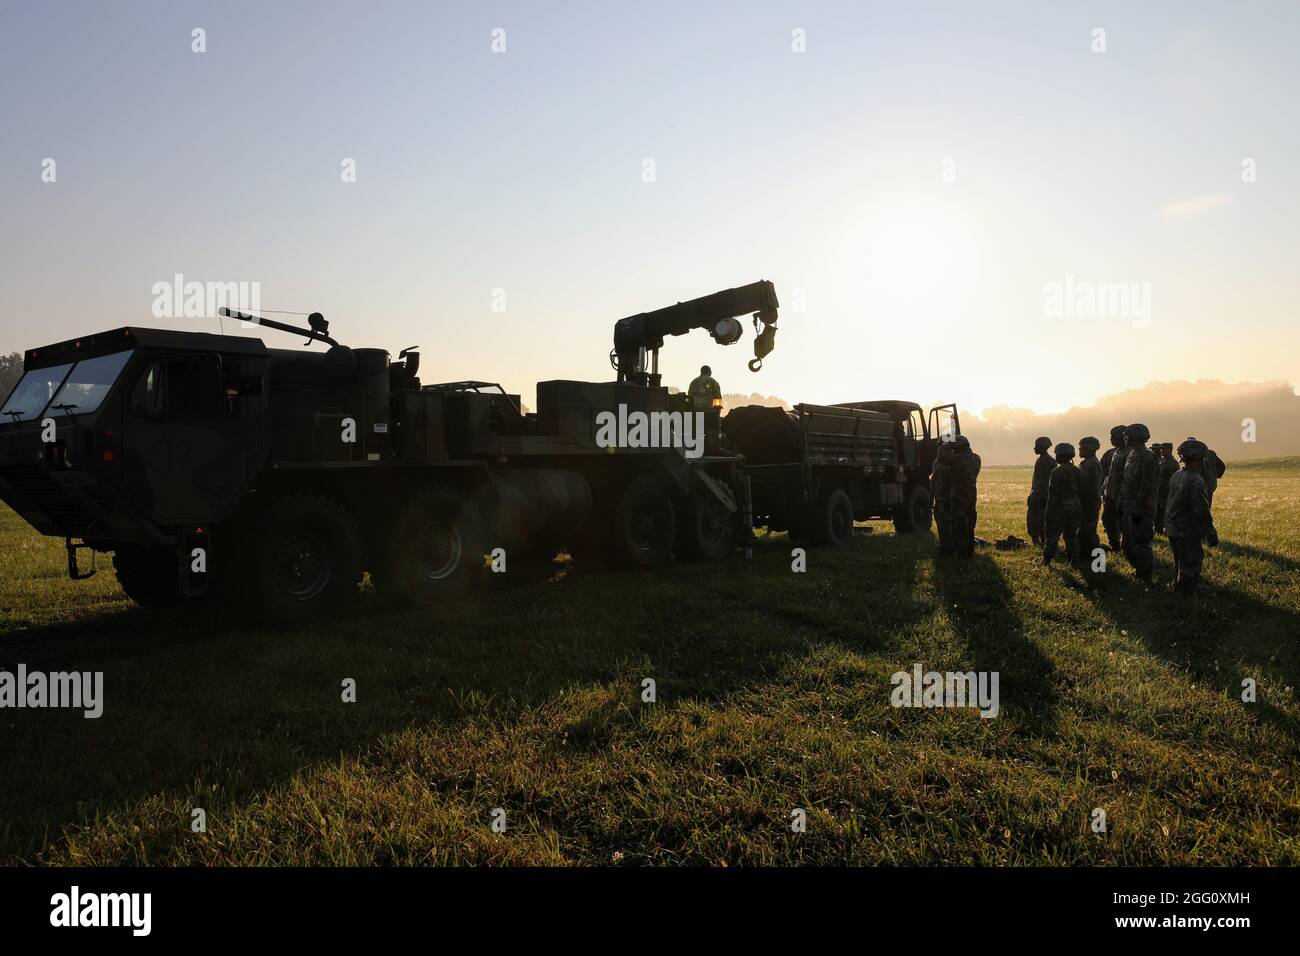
top-left (253, 493), bottom-right (362, 625)
top-left (113, 546), bottom-right (180, 609)
top-left (894, 485), bottom-right (932, 534)
top-left (379, 487), bottom-right (485, 603)
top-left (812, 488), bottom-right (855, 548)
top-left (679, 493), bottom-right (736, 561)
top-left (613, 474), bottom-right (676, 568)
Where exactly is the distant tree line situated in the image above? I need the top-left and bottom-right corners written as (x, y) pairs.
top-left (0, 352), bottom-right (22, 401)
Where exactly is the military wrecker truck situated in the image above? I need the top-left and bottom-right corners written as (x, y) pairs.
top-left (722, 399), bottom-right (961, 546)
top-left (0, 282), bottom-right (780, 623)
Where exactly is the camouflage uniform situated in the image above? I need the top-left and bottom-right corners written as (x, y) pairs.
top-left (930, 443), bottom-right (953, 554)
top-left (1202, 448), bottom-right (1222, 509)
top-left (1102, 443), bottom-right (1131, 552)
top-left (1026, 443), bottom-right (1054, 547)
top-left (948, 439), bottom-right (981, 559)
top-left (1099, 447), bottom-right (1116, 481)
top-left (1166, 463), bottom-right (1217, 594)
top-left (1077, 441), bottom-right (1104, 566)
top-left (1154, 445), bottom-right (1178, 534)
top-left (1043, 451), bottom-right (1083, 565)
top-left (1120, 433), bottom-right (1158, 581)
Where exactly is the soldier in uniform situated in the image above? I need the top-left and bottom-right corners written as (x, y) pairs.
top-left (1027, 436), bottom-right (1054, 548)
top-left (1165, 439), bottom-right (1219, 595)
top-left (930, 439), bottom-right (954, 555)
top-left (687, 365), bottom-right (721, 411)
top-left (1184, 437), bottom-right (1224, 511)
top-left (1154, 442), bottom-right (1178, 535)
top-left (1077, 436), bottom-right (1104, 567)
top-left (948, 435), bottom-right (981, 559)
top-left (1120, 423), bottom-right (1158, 583)
top-left (1042, 442), bottom-right (1083, 566)
top-left (1100, 425), bottom-right (1128, 552)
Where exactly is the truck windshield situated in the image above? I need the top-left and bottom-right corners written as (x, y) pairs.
top-left (46, 351), bottom-right (134, 418)
top-left (0, 350), bottom-right (134, 423)
top-left (1, 362), bottom-right (75, 422)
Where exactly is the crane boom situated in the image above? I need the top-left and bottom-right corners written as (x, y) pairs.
top-left (612, 280), bottom-right (780, 386)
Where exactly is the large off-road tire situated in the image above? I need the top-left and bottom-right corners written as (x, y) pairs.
top-left (377, 486), bottom-right (485, 604)
top-left (251, 493), bottom-right (362, 625)
top-left (810, 487), bottom-right (855, 548)
top-left (112, 546), bottom-right (181, 609)
top-left (678, 492), bottom-right (737, 562)
top-left (893, 484), bottom-right (933, 534)
top-left (612, 474), bottom-right (677, 568)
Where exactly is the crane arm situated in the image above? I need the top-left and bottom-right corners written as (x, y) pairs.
top-left (612, 280), bottom-right (780, 385)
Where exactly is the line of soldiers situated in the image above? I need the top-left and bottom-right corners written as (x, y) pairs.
top-left (930, 435), bottom-right (982, 558)
top-left (1026, 424), bottom-right (1223, 593)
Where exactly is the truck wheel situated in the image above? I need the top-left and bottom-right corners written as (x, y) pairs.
top-left (613, 474), bottom-right (677, 568)
top-left (812, 488), bottom-right (855, 548)
top-left (894, 485), bottom-right (932, 534)
top-left (113, 546), bottom-right (180, 609)
top-left (253, 493), bottom-right (362, 625)
top-left (380, 486), bottom-right (485, 603)
top-left (679, 493), bottom-right (736, 561)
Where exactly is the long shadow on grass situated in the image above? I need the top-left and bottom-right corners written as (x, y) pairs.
top-left (932, 553), bottom-right (1059, 738)
top-left (1216, 540), bottom-right (1300, 578)
top-left (0, 540), bottom-right (915, 861)
top-left (1078, 552), bottom-right (1300, 750)
top-left (726, 527), bottom-right (932, 655)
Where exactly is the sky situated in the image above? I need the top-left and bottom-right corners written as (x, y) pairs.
top-left (1, 0), bottom-right (1297, 416)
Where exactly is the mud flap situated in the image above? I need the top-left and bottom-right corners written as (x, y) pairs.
top-left (65, 537), bottom-right (97, 580)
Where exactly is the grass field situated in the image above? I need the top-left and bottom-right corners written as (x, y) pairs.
top-left (2, 459), bottom-right (1298, 865)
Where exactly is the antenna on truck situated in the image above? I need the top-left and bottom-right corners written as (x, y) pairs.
top-left (218, 307), bottom-right (341, 348)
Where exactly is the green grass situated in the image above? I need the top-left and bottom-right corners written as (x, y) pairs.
top-left (1, 459), bottom-right (1298, 865)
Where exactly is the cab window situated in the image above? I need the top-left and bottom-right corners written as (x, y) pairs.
top-left (47, 350), bottom-right (133, 417)
top-left (131, 356), bottom-right (226, 419)
top-left (1, 362), bottom-right (74, 422)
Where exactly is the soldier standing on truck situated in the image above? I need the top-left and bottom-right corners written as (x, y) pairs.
top-left (1077, 436), bottom-right (1104, 567)
top-left (1120, 423), bottom-right (1158, 583)
top-left (1165, 439), bottom-right (1219, 595)
top-left (1042, 442), bottom-right (1083, 566)
top-left (1154, 442), bottom-right (1178, 535)
top-left (687, 365), bottom-right (722, 411)
top-left (930, 439), bottom-right (954, 555)
top-left (1027, 436), bottom-right (1054, 548)
top-left (948, 435), bottom-right (981, 559)
top-left (1102, 425), bottom-right (1131, 554)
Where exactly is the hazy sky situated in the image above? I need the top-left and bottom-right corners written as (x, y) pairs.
top-left (2, 1), bottom-right (1297, 416)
